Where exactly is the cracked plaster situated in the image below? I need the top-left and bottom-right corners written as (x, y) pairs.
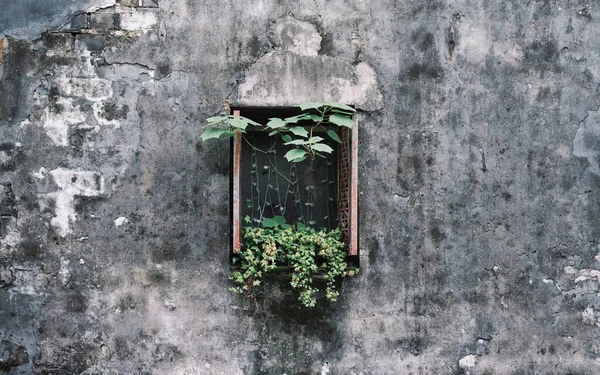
top-left (236, 18), bottom-right (383, 110)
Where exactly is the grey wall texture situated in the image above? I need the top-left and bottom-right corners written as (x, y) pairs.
top-left (1, 0), bottom-right (599, 374)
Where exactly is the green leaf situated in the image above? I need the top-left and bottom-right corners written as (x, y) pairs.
top-left (284, 149), bottom-right (307, 162)
top-left (329, 102), bottom-right (356, 112)
top-left (312, 143), bottom-right (334, 153)
top-left (228, 118), bottom-right (250, 130)
top-left (244, 215), bottom-right (252, 224)
top-left (281, 224), bottom-right (291, 229)
top-left (241, 118), bottom-right (262, 127)
top-left (327, 130), bottom-right (342, 143)
top-left (273, 215), bottom-right (286, 225)
top-left (284, 139), bottom-right (309, 145)
top-left (266, 118), bottom-right (286, 129)
top-left (221, 131), bottom-right (236, 138)
top-left (281, 134), bottom-right (293, 143)
top-left (268, 130), bottom-right (278, 136)
top-left (298, 102), bottom-right (325, 111)
top-left (289, 126), bottom-right (309, 138)
top-left (201, 128), bottom-right (227, 141)
top-left (261, 218), bottom-right (278, 227)
top-left (307, 136), bottom-right (324, 144)
top-left (296, 222), bottom-right (306, 229)
top-left (329, 114), bottom-right (354, 128)
top-left (310, 115), bottom-right (324, 122)
top-left (206, 116), bottom-right (226, 123)
top-left (284, 114), bottom-right (312, 123)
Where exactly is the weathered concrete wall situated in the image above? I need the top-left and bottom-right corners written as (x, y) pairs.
top-left (1, 0), bottom-right (600, 374)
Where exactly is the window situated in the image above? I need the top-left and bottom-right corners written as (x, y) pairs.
top-left (230, 107), bottom-right (359, 258)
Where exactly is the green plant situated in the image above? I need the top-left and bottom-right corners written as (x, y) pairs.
top-left (201, 102), bottom-right (359, 307)
top-left (201, 102), bottom-right (355, 164)
top-left (230, 217), bottom-right (356, 307)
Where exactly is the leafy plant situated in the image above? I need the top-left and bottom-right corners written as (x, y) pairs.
top-left (201, 102), bottom-right (359, 307)
top-left (230, 217), bottom-right (357, 307)
top-left (201, 102), bottom-right (355, 164)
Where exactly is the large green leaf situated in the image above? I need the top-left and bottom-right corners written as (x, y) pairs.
top-left (329, 102), bottom-right (356, 112)
top-left (299, 102), bottom-right (325, 111)
top-left (329, 114), bottom-right (354, 128)
top-left (281, 134), bottom-right (293, 143)
top-left (266, 118), bottom-right (286, 129)
top-left (261, 218), bottom-right (278, 227)
top-left (284, 114), bottom-right (312, 123)
top-left (220, 131), bottom-right (236, 138)
top-left (201, 128), bottom-right (227, 141)
top-left (272, 215), bottom-right (286, 225)
top-left (261, 216), bottom-right (287, 228)
top-left (241, 117), bottom-right (262, 127)
top-left (289, 126), bottom-right (309, 138)
top-left (312, 143), bottom-right (334, 153)
top-left (206, 116), bottom-right (227, 123)
top-left (228, 118), bottom-right (250, 130)
top-left (307, 136), bottom-right (324, 144)
top-left (327, 130), bottom-right (342, 143)
top-left (284, 149), bottom-right (307, 162)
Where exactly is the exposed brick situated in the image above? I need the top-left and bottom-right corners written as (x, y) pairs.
top-left (120, 0), bottom-right (142, 6)
top-left (142, 0), bottom-right (159, 7)
top-left (0, 38), bottom-right (8, 63)
top-left (114, 13), bottom-right (121, 30)
top-left (119, 0), bottom-right (158, 8)
top-left (118, 9), bottom-right (158, 31)
top-left (70, 13), bottom-right (89, 30)
top-left (89, 11), bottom-right (115, 30)
top-left (76, 34), bottom-right (105, 52)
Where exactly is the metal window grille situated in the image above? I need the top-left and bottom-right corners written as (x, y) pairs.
top-left (231, 108), bottom-right (358, 256)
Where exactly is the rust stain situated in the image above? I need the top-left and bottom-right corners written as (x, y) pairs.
top-left (0, 38), bottom-right (8, 63)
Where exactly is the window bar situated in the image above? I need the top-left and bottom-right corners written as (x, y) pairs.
top-left (349, 116), bottom-right (358, 256)
top-left (232, 109), bottom-right (242, 253)
top-left (338, 127), bottom-right (350, 250)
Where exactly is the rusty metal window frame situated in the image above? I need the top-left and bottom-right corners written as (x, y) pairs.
top-left (231, 108), bottom-right (358, 256)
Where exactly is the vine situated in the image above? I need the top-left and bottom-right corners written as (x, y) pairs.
top-left (201, 102), bottom-right (358, 307)
top-left (230, 221), bottom-right (355, 307)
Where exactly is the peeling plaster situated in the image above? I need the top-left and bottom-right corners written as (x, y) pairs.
top-left (36, 168), bottom-right (105, 237)
top-left (118, 8), bottom-right (159, 31)
top-left (236, 17), bottom-right (382, 110)
top-left (237, 53), bottom-right (383, 110)
top-left (0, 0), bottom-right (117, 40)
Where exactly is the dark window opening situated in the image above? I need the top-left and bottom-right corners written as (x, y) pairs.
top-left (230, 106), bottom-right (359, 260)
top-left (241, 125), bottom-right (339, 231)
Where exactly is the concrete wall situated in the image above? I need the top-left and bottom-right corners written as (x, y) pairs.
top-left (1, 0), bottom-right (600, 374)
